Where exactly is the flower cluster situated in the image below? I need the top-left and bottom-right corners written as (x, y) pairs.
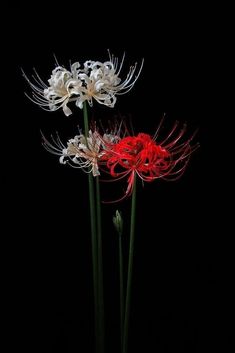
top-left (23, 51), bottom-right (199, 353)
top-left (42, 120), bottom-right (198, 200)
top-left (23, 51), bottom-right (198, 199)
top-left (23, 52), bottom-right (144, 116)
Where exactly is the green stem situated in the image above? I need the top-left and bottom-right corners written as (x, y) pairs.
top-left (82, 102), bottom-right (99, 351)
top-left (122, 174), bottom-right (137, 353)
top-left (83, 100), bottom-right (90, 139)
top-left (119, 234), bottom-right (124, 350)
top-left (96, 176), bottom-right (105, 352)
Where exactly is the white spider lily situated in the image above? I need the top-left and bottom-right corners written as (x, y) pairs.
top-left (75, 52), bottom-right (144, 109)
top-left (23, 52), bottom-right (144, 114)
top-left (41, 130), bottom-right (118, 177)
top-left (22, 63), bottom-right (83, 116)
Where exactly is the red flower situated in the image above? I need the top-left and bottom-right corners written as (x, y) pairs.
top-left (101, 120), bottom-right (198, 200)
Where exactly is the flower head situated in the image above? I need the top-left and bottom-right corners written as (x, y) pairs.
top-left (101, 120), bottom-right (199, 200)
top-left (41, 128), bottom-right (120, 177)
top-left (75, 51), bottom-right (144, 109)
top-left (22, 63), bottom-right (83, 116)
top-left (23, 52), bottom-right (144, 115)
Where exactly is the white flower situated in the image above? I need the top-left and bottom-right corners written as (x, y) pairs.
top-left (75, 52), bottom-right (144, 109)
top-left (22, 63), bottom-right (83, 116)
top-left (42, 127), bottom-right (122, 176)
top-left (42, 130), bottom-right (113, 177)
top-left (23, 52), bottom-right (144, 114)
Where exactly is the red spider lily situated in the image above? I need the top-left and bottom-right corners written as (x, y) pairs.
top-left (101, 120), bottom-right (199, 201)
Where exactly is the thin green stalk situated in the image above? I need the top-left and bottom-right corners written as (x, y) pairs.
top-left (96, 176), bottom-right (105, 352)
top-left (83, 100), bottom-right (90, 139)
top-left (89, 173), bottom-right (98, 314)
top-left (119, 234), bottom-right (124, 350)
top-left (113, 210), bottom-right (124, 352)
top-left (122, 175), bottom-right (137, 353)
top-left (82, 102), bottom-right (99, 351)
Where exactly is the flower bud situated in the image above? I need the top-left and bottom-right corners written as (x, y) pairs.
top-left (113, 210), bottom-right (123, 236)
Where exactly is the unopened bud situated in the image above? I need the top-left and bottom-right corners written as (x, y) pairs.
top-left (113, 210), bottom-right (123, 236)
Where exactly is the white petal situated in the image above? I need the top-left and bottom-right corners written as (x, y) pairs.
top-left (59, 156), bottom-right (66, 164)
top-left (63, 104), bottom-right (72, 116)
top-left (92, 163), bottom-right (100, 177)
top-left (75, 96), bottom-right (86, 109)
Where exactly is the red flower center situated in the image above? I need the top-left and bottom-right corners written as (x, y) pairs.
top-left (107, 133), bottom-right (170, 177)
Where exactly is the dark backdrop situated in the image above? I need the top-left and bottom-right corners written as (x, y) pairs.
top-left (6, 3), bottom-right (231, 353)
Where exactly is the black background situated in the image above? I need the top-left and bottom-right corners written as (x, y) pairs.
top-left (6, 2), bottom-right (232, 353)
